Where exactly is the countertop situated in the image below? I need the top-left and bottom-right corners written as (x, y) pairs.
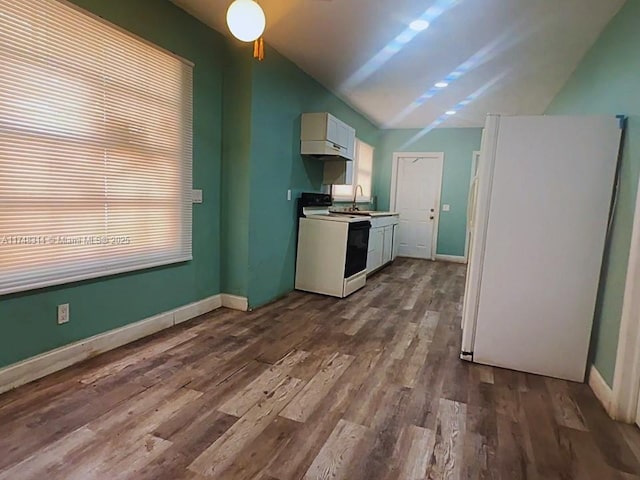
top-left (330, 209), bottom-right (399, 217)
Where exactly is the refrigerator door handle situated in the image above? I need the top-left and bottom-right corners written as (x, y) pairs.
top-left (467, 176), bottom-right (479, 230)
top-left (461, 114), bottom-right (502, 361)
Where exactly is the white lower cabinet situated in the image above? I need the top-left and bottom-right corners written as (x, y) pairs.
top-left (367, 228), bottom-right (384, 273)
top-left (382, 226), bottom-right (393, 264)
top-left (366, 215), bottom-right (400, 275)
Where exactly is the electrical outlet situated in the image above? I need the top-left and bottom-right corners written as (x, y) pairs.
top-left (57, 304), bottom-right (70, 324)
top-left (442, 204), bottom-right (451, 212)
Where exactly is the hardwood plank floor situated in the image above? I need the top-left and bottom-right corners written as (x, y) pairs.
top-left (2, 258), bottom-right (640, 479)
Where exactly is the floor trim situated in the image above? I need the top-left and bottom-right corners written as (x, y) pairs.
top-left (435, 254), bottom-right (467, 264)
top-left (589, 364), bottom-right (615, 417)
top-left (0, 294), bottom-right (223, 395)
top-left (221, 294), bottom-right (249, 312)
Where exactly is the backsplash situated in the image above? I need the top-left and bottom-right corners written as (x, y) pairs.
top-left (332, 198), bottom-right (377, 211)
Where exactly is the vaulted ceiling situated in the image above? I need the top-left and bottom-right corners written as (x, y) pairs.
top-left (172, 0), bottom-right (625, 128)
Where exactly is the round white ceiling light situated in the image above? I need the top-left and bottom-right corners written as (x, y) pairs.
top-left (226, 0), bottom-right (266, 42)
top-left (409, 19), bottom-right (430, 32)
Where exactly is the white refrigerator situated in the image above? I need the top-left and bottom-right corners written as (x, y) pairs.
top-left (461, 114), bottom-right (623, 382)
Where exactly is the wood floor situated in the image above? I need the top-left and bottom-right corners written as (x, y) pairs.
top-left (2, 259), bottom-right (640, 479)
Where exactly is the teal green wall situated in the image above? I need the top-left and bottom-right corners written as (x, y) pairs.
top-left (221, 44), bottom-right (254, 297)
top-left (373, 128), bottom-right (483, 257)
top-left (240, 48), bottom-right (380, 308)
top-left (0, 0), bottom-right (226, 368)
top-left (546, 0), bottom-right (640, 386)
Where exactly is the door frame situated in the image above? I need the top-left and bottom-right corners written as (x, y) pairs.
top-left (390, 152), bottom-right (444, 261)
top-left (464, 150), bottom-right (481, 262)
top-left (610, 170), bottom-right (640, 423)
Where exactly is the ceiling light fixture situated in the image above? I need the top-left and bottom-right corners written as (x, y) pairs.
top-left (396, 32), bottom-right (414, 45)
top-left (435, 81), bottom-right (449, 88)
top-left (409, 19), bottom-right (430, 32)
top-left (342, 0), bottom-right (460, 91)
top-left (445, 110), bottom-right (457, 115)
top-left (226, 0), bottom-right (266, 42)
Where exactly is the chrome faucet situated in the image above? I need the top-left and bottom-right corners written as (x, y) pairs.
top-left (352, 184), bottom-right (364, 211)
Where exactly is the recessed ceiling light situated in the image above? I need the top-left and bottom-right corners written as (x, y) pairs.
top-left (409, 19), bottom-right (430, 32)
top-left (435, 81), bottom-right (449, 88)
top-left (445, 110), bottom-right (457, 115)
top-left (396, 31), bottom-right (414, 44)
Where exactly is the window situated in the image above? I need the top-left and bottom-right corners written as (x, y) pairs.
top-left (333, 139), bottom-right (374, 202)
top-left (0, 0), bottom-right (193, 295)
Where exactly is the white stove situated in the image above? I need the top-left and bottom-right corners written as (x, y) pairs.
top-left (295, 193), bottom-right (371, 298)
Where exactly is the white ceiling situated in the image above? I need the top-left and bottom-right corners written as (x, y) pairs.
top-left (172, 0), bottom-right (625, 129)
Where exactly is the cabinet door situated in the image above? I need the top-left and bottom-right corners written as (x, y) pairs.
top-left (345, 127), bottom-right (356, 160)
top-left (334, 119), bottom-right (355, 150)
top-left (337, 123), bottom-right (350, 148)
top-left (392, 224), bottom-right (400, 260)
top-left (343, 158), bottom-right (354, 185)
top-left (382, 226), bottom-right (393, 264)
top-left (367, 228), bottom-right (384, 273)
top-left (326, 114), bottom-right (340, 145)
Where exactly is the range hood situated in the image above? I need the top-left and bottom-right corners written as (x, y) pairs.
top-left (302, 142), bottom-right (352, 161)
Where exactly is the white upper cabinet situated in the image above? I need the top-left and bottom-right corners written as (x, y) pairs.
top-left (301, 112), bottom-right (356, 160)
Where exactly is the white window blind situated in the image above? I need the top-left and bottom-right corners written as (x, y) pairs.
top-left (333, 139), bottom-right (374, 202)
top-left (0, 0), bottom-right (193, 295)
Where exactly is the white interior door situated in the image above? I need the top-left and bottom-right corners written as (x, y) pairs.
top-left (392, 154), bottom-right (443, 260)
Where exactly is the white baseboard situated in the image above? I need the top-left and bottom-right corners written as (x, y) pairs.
top-left (174, 295), bottom-right (222, 324)
top-left (588, 365), bottom-right (615, 417)
top-left (221, 294), bottom-right (249, 311)
top-left (435, 254), bottom-right (467, 264)
top-left (0, 294), bottom-right (223, 395)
